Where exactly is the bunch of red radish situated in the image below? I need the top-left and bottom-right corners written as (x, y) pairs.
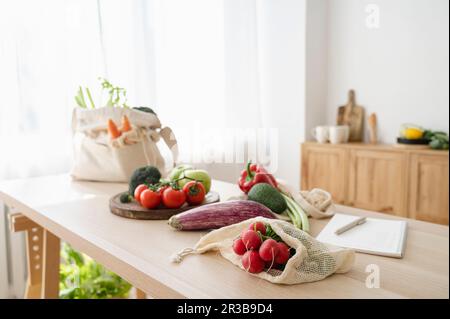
top-left (232, 221), bottom-right (291, 274)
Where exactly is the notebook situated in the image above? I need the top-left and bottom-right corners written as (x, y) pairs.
top-left (316, 213), bottom-right (408, 258)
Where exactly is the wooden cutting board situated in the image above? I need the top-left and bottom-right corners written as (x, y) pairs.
top-left (109, 191), bottom-right (220, 220)
top-left (368, 113), bottom-right (378, 144)
top-left (337, 89), bottom-right (365, 142)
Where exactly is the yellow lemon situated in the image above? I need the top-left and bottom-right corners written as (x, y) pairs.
top-left (404, 128), bottom-right (424, 140)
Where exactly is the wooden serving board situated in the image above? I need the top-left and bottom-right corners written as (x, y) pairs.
top-left (337, 89), bottom-right (365, 142)
top-left (109, 191), bottom-right (220, 220)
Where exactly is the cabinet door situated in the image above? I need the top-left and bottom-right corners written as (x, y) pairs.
top-left (348, 150), bottom-right (407, 216)
top-left (408, 153), bottom-right (449, 225)
top-left (301, 145), bottom-right (348, 204)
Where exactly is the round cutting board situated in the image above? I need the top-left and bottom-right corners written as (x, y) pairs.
top-left (109, 191), bottom-right (220, 220)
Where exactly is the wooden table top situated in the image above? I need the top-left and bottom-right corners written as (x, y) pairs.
top-left (0, 174), bottom-right (448, 298)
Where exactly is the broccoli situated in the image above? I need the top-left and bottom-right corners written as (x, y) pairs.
top-left (129, 166), bottom-right (162, 195)
top-left (133, 106), bottom-right (156, 115)
top-left (120, 193), bottom-right (132, 204)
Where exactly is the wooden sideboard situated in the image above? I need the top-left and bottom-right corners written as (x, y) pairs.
top-left (301, 142), bottom-right (449, 225)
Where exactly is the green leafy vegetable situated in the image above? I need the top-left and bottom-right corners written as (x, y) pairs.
top-left (99, 77), bottom-right (129, 108)
top-left (264, 224), bottom-right (282, 242)
top-left (59, 243), bottom-right (131, 299)
top-left (74, 78), bottom-right (134, 109)
top-left (74, 78), bottom-right (160, 115)
top-left (424, 130), bottom-right (449, 150)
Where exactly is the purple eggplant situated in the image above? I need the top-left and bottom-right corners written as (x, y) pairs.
top-left (168, 200), bottom-right (277, 230)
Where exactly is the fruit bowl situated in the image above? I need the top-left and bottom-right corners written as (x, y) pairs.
top-left (397, 137), bottom-right (429, 145)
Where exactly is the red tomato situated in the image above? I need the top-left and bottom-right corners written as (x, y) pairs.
top-left (140, 189), bottom-right (161, 209)
top-left (157, 185), bottom-right (169, 195)
top-left (183, 181), bottom-right (206, 205)
top-left (134, 184), bottom-right (148, 203)
top-left (162, 187), bottom-right (186, 208)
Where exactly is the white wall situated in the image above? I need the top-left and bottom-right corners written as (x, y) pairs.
top-left (326, 0), bottom-right (449, 142)
top-left (305, 0), bottom-right (329, 139)
top-left (258, 0), bottom-right (307, 189)
top-left (200, 0), bottom-right (307, 189)
top-left (199, 0), bottom-right (449, 189)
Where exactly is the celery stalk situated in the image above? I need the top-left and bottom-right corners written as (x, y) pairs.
top-left (75, 95), bottom-right (85, 108)
top-left (288, 196), bottom-right (310, 233)
top-left (297, 206), bottom-right (310, 233)
top-left (285, 207), bottom-right (299, 229)
top-left (85, 87), bottom-right (95, 109)
top-left (78, 86), bottom-right (87, 108)
top-left (283, 194), bottom-right (302, 229)
top-left (282, 193), bottom-right (310, 233)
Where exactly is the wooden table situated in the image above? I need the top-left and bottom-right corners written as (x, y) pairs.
top-left (0, 174), bottom-right (448, 298)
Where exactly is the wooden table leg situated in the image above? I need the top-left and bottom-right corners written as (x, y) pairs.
top-left (8, 213), bottom-right (43, 299)
top-left (24, 227), bottom-right (44, 298)
top-left (135, 288), bottom-right (147, 299)
top-left (41, 229), bottom-right (60, 299)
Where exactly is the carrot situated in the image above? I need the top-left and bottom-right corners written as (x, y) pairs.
top-left (121, 115), bottom-right (132, 132)
top-left (107, 119), bottom-right (121, 139)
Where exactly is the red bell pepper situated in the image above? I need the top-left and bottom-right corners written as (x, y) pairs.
top-left (238, 161), bottom-right (278, 194)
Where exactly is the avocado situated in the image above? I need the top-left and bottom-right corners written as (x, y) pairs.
top-left (248, 183), bottom-right (287, 214)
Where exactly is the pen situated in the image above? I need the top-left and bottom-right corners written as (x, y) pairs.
top-left (335, 216), bottom-right (367, 235)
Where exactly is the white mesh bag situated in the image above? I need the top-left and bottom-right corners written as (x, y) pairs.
top-left (172, 217), bottom-right (355, 284)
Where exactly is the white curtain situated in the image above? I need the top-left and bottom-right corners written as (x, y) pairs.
top-left (0, 0), bottom-right (152, 179)
top-left (1, 0), bottom-right (309, 185)
top-left (0, 0), bottom-right (269, 181)
top-left (0, 0), bottom-right (99, 179)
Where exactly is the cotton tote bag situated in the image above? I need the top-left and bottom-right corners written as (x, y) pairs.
top-left (71, 107), bottom-right (178, 182)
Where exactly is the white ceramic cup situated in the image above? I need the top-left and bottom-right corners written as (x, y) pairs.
top-left (311, 126), bottom-right (330, 143)
top-left (328, 125), bottom-right (350, 144)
